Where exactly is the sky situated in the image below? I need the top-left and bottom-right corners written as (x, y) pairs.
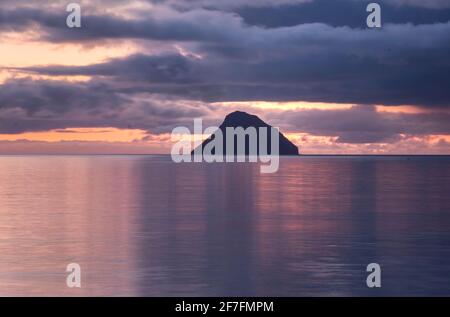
top-left (0, 0), bottom-right (449, 154)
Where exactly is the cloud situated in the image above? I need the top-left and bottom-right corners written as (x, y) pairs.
top-left (1, 0), bottom-right (449, 154)
top-left (150, 0), bottom-right (450, 10)
top-left (386, 0), bottom-right (450, 9)
top-left (238, 0), bottom-right (450, 28)
top-left (0, 6), bottom-right (247, 43)
top-left (271, 105), bottom-right (450, 143)
top-left (0, 78), bottom-right (216, 134)
top-left (1, 77), bottom-right (449, 146)
top-left (0, 139), bottom-right (171, 154)
top-left (17, 18), bottom-right (450, 108)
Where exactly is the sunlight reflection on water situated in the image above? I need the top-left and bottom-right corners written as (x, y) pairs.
top-left (0, 155), bottom-right (449, 296)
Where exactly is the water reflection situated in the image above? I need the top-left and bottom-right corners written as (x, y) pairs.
top-left (0, 155), bottom-right (449, 296)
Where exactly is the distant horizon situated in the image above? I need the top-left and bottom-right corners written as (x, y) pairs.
top-left (2, 153), bottom-right (450, 156)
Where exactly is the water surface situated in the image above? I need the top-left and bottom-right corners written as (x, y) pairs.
top-left (0, 155), bottom-right (449, 296)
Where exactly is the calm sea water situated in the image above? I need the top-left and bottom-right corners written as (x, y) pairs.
top-left (0, 155), bottom-right (449, 296)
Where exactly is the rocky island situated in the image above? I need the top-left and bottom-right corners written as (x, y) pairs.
top-left (193, 111), bottom-right (299, 156)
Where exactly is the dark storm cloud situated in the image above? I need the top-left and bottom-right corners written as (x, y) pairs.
top-left (237, 0), bottom-right (450, 28)
top-left (149, 0), bottom-right (450, 10)
top-left (148, 0), bottom-right (312, 9)
top-left (18, 17), bottom-right (450, 108)
top-left (1, 0), bottom-right (449, 43)
top-left (2, 0), bottom-right (449, 43)
top-left (0, 79), bottom-right (124, 115)
top-left (387, 0), bottom-right (450, 9)
top-left (16, 54), bottom-right (199, 83)
top-left (3, 0), bottom-right (448, 107)
top-left (0, 6), bottom-right (245, 43)
top-left (0, 79), bottom-right (128, 133)
top-left (0, 79), bottom-right (212, 134)
top-left (0, 7), bottom-right (60, 32)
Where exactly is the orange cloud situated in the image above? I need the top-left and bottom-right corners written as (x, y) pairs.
top-left (0, 127), bottom-right (148, 143)
top-left (0, 32), bottom-right (140, 83)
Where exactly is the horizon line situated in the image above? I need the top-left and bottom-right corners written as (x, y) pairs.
top-left (1, 154), bottom-right (449, 157)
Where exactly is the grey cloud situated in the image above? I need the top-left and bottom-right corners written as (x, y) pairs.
top-left (18, 20), bottom-right (450, 108)
top-left (0, 79), bottom-right (214, 134)
top-left (238, 0), bottom-right (450, 28)
top-left (0, 6), bottom-right (246, 43)
top-left (1, 77), bottom-right (449, 145)
top-left (1, 0), bottom-right (449, 142)
top-left (386, 0), bottom-right (450, 9)
top-left (18, 54), bottom-right (199, 83)
top-left (272, 105), bottom-right (450, 143)
top-left (151, 0), bottom-right (450, 10)
top-left (149, 0), bottom-right (312, 10)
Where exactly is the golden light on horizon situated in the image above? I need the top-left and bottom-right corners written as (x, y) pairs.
top-left (0, 33), bottom-right (138, 67)
top-left (375, 105), bottom-right (447, 114)
top-left (0, 33), bottom-right (140, 83)
top-left (0, 127), bottom-right (149, 143)
top-left (0, 71), bottom-right (92, 84)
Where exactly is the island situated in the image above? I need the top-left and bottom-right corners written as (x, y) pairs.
top-left (192, 111), bottom-right (300, 156)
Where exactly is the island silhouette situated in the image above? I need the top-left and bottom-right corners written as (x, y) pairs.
top-left (192, 111), bottom-right (299, 156)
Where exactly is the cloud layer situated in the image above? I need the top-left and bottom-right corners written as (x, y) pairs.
top-left (0, 0), bottom-right (449, 153)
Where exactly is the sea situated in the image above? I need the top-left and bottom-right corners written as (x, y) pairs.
top-left (0, 155), bottom-right (449, 296)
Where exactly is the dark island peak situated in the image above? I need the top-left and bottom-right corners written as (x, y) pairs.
top-left (194, 111), bottom-right (300, 156)
top-left (221, 111), bottom-right (269, 129)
